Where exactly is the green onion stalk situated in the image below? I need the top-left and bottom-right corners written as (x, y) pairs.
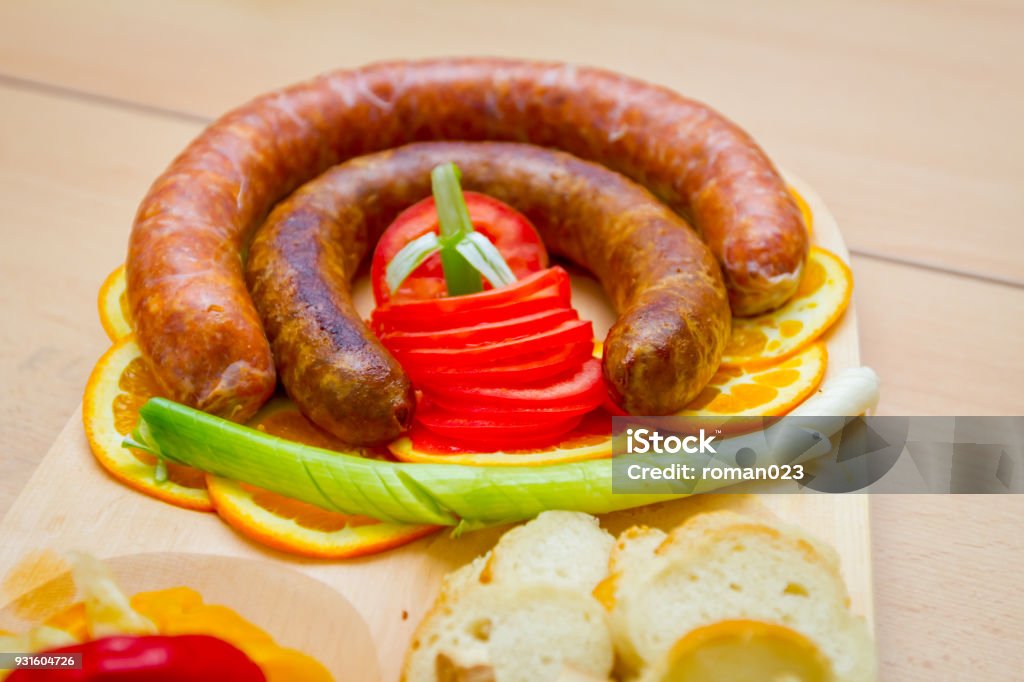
top-left (386, 162), bottom-right (516, 297)
top-left (125, 368), bottom-right (879, 534)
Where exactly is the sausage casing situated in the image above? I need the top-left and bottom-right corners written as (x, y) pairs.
top-left (248, 142), bottom-right (731, 436)
top-left (127, 58), bottom-right (803, 421)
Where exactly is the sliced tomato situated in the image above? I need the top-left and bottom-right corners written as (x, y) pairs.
top-left (371, 268), bottom-right (570, 328)
top-left (403, 342), bottom-right (595, 387)
top-left (408, 409), bottom-right (613, 455)
top-left (372, 288), bottom-right (569, 334)
top-left (371, 192), bottom-right (547, 305)
top-left (427, 358), bottom-right (606, 410)
top-left (422, 393), bottom-right (600, 421)
top-left (415, 405), bottom-right (584, 448)
top-left (392, 320), bottom-right (594, 369)
top-left (379, 309), bottom-right (577, 350)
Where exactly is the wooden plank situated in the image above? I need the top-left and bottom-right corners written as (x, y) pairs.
top-left (1, 0), bottom-right (1022, 282)
top-left (872, 495), bottom-right (1024, 679)
top-left (852, 256), bottom-right (1024, 415)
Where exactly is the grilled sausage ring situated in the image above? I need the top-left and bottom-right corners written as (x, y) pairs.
top-left (126, 58), bottom-right (804, 424)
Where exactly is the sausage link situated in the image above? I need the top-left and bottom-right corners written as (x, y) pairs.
top-left (127, 58), bottom-right (804, 421)
top-left (248, 142), bottom-right (730, 438)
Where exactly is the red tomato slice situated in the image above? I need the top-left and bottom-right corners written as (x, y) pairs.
top-left (403, 342), bottom-right (595, 387)
top-left (379, 309), bottom-right (577, 351)
top-left (371, 268), bottom-right (570, 328)
top-left (415, 405), bottom-right (583, 448)
top-left (422, 393), bottom-right (600, 421)
top-left (371, 192), bottom-right (548, 305)
top-left (372, 288), bottom-right (568, 334)
top-left (408, 409), bottom-right (613, 455)
top-left (391, 320), bottom-right (594, 369)
top-left (427, 358), bottom-right (606, 410)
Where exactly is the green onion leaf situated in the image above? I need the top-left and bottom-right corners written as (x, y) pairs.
top-left (125, 398), bottom-right (687, 528)
top-left (455, 232), bottom-right (517, 288)
top-left (431, 163), bottom-right (474, 240)
top-left (386, 232), bottom-right (441, 294)
top-left (123, 390), bottom-right (863, 531)
top-left (431, 162), bottom-right (483, 296)
top-left (438, 244), bottom-right (483, 297)
top-left (383, 162), bottom-right (520, 298)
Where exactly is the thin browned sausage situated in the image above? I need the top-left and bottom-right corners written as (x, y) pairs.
top-left (127, 58), bottom-right (805, 422)
top-left (247, 142), bottom-right (730, 441)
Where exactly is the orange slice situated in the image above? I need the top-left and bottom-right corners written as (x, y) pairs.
top-left (722, 247), bottom-right (851, 367)
top-left (388, 412), bottom-right (613, 466)
top-left (680, 343), bottom-right (827, 418)
top-left (207, 476), bottom-right (439, 559)
top-left (788, 185), bottom-right (813, 240)
top-left (98, 265), bottom-right (132, 341)
top-left (83, 336), bottom-right (212, 511)
top-left (207, 401), bottom-right (440, 558)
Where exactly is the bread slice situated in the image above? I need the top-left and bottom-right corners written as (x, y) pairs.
top-left (402, 583), bottom-right (614, 682)
top-left (655, 511), bottom-right (844, 581)
top-left (592, 525), bottom-right (667, 674)
top-left (596, 525), bottom-right (667, 609)
top-left (614, 512), bottom-right (875, 681)
top-left (479, 511), bottom-right (614, 594)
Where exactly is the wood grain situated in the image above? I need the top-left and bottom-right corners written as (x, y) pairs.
top-left (0, 0), bottom-right (1022, 283)
top-left (0, 84), bottom-right (197, 515)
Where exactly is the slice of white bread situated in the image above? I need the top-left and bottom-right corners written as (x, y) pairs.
top-left (656, 510), bottom-right (843, 579)
top-left (403, 583), bottom-right (614, 682)
top-left (403, 511), bottom-right (616, 682)
top-left (592, 525), bottom-right (668, 673)
top-left (479, 510), bottom-right (614, 594)
top-left (606, 511), bottom-right (876, 681)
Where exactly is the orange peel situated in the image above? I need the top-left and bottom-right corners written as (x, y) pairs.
top-left (788, 185), bottom-right (813, 240)
top-left (83, 335), bottom-right (212, 511)
top-left (97, 265), bottom-right (132, 341)
top-left (207, 475), bottom-right (439, 559)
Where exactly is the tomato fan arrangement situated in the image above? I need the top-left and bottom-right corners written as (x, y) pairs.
top-left (369, 163), bottom-right (605, 450)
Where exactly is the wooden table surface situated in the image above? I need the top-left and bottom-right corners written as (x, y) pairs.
top-left (0, 1), bottom-right (1020, 679)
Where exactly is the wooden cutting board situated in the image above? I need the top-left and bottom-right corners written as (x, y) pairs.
top-left (0, 174), bottom-right (871, 682)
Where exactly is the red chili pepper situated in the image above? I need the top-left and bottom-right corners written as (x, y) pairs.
top-left (8, 635), bottom-right (266, 682)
